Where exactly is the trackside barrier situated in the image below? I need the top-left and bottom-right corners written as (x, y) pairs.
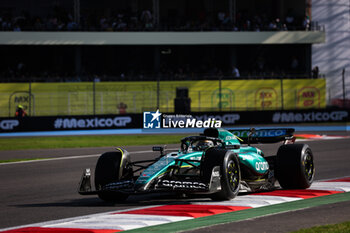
top-left (0, 109), bottom-right (348, 133)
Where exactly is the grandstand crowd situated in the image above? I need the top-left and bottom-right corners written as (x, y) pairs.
top-left (0, 58), bottom-right (314, 83)
top-left (0, 8), bottom-right (311, 32)
top-left (0, 2), bottom-right (318, 83)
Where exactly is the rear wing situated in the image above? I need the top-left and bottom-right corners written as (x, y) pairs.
top-left (228, 128), bottom-right (295, 144)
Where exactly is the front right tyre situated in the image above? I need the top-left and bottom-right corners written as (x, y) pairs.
top-left (202, 148), bottom-right (241, 201)
top-left (211, 151), bottom-right (241, 200)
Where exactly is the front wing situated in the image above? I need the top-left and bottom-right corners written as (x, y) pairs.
top-left (78, 166), bottom-right (222, 195)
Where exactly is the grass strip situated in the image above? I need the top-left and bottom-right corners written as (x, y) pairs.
top-left (0, 135), bottom-right (186, 151)
top-left (124, 192), bottom-right (350, 233)
top-left (292, 221), bottom-right (350, 233)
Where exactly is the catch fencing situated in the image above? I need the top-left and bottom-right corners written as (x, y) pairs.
top-left (0, 79), bottom-right (326, 117)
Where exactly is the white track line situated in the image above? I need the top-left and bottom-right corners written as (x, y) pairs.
top-left (0, 148), bottom-right (179, 166)
top-left (0, 154), bottom-right (100, 166)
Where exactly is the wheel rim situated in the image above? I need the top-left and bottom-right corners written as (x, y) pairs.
top-left (304, 150), bottom-right (314, 182)
top-left (227, 160), bottom-right (239, 191)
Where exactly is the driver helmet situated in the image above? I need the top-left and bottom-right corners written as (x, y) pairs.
top-left (192, 140), bottom-right (214, 151)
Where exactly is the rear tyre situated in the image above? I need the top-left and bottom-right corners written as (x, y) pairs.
top-left (94, 151), bottom-right (131, 202)
top-left (276, 144), bottom-right (315, 189)
top-left (204, 150), bottom-right (240, 201)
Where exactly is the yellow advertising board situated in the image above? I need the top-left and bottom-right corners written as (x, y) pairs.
top-left (282, 79), bottom-right (326, 110)
top-left (255, 87), bottom-right (279, 109)
top-left (0, 79), bottom-right (326, 117)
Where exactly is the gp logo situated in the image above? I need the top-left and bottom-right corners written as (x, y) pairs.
top-left (0, 120), bottom-right (19, 130)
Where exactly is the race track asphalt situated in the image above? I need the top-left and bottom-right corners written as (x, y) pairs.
top-left (0, 133), bottom-right (349, 232)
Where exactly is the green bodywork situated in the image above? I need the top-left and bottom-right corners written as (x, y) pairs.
top-left (135, 128), bottom-right (269, 191)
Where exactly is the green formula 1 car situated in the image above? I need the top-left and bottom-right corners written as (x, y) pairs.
top-left (78, 128), bottom-right (315, 202)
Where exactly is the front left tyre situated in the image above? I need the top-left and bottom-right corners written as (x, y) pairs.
top-left (94, 150), bottom-right (132, 202)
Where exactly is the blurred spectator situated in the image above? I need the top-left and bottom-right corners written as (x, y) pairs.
top-left (290, 56), bottom-right (299, 70)
top-left (218, 11), bottom-right (225, 23)
top-left (141, 9), bottom-right (152, 21)
top-left (13, 24), bottom-right (21, 31)
top-left (67, 20), bottom-right (77, 30)
top-left (16, 62), bottom-right (25, 77)
top-left (232, 66), bottom-right (240, 78)
top-left (117, 102), bottom-right (128, 114)
top-left (303, 15), bottom-right (310, 30)
top-left (99, 17), bottom-right (108, 30)
top-left (93, 75), bottom-right (101, 82)
top-left (217, 11), bottom-right (230, 27)
top-left (1, 18), bottom-right (11, 30)
top-left (268, 20), bottom-right (277, 30)
top-left (312, 66), bottom-right (319, 79)
top-left (275, 18), bottom-right (282, 30)
top-left (15, 105), bottom-right (27, 117)
top-left (285, 10), bottom-right (295, 30)
top-left (256, 57), bottom-right (265, 72)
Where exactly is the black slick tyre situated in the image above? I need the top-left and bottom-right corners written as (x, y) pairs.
top-left (203, 149), bottom-right (240, 201)
top-left (276, 144), bottom-right (315, 189)
top-left (94, 151), bottom-right (131, 202)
